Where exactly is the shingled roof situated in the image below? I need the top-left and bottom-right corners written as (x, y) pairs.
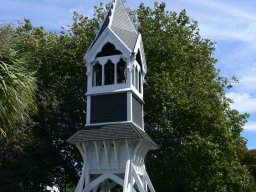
top-left (67, 123), bottom-right (158, 149)
top-left (88, 0), bottom-right (139, 52)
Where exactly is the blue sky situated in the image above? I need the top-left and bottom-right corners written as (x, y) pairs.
top-left (1, 0), bottom-right (255, 149)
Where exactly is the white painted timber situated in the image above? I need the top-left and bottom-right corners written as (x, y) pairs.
top-left (75, 139), bottom-right (155, 192)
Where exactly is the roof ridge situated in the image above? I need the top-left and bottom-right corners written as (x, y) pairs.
top-left (86, 0), bottom-right (139, 53)
top-left (110, 0), bottom-right (138, 33)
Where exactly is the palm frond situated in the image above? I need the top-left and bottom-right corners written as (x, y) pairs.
top-left (0, 47), bottom-right (37, 137)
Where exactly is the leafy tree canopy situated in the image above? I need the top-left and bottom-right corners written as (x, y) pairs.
top-left (241, 149), bottom-right (256, 190)
top-left (0, 25), bottom-right (37, 139)
top-left (0, 2), bottom-right (254, 192)
top-left (136, 2), bottom-right (250, 191)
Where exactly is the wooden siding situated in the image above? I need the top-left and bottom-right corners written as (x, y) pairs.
top-left (132, 95), bottom-right (143, 128)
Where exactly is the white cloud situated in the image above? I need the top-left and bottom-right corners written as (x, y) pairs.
top-left (226, 92), bottom-right (256, 114)
top-left (178, 0), bottom-right (256, 48)
top-left (189, 0), bottom-right (256, 22)
top-left (244, 122), bottom-right (256, 132)
top-left (199, 23), bottom-right (256, 44)
top-left (233, 73), bottom-right (256, 94)
top-left (0, 0), bottom-right (89, 31)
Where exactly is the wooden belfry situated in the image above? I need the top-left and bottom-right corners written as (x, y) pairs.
top-left (67, 0), bottom-right (158, 191)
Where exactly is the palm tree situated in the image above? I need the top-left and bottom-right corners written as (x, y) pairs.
top-left (0, 25), bottom-right (37, 139)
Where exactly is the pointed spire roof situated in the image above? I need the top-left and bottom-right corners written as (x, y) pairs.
top-left (89, 0), bottom-right (139, 52)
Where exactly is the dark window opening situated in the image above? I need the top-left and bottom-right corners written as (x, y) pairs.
top-left (136, 50), bottom-right (143, 69)
top-left (132, 67), bottom-right (135, 86)
top-left (117, 59), bottom-right (127, 84)
top-left (96, 43), bottom-right (122, 57)
top-left (135, 67), bottom-right (138, 90)
top-left (92, 63), bottom-right (102, 86)
top-left (105, 60), bottom-right (115, 85)
top-left (139, 71), bottom-right (141, 93)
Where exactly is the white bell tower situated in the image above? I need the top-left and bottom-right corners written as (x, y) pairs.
top-left (68, 0), bottom-right (158, 191)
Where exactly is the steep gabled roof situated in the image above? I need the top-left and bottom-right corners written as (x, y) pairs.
top-left (110, 0), bottom-right (138, 50)
top-left (97, 3), bottom-right (113, 40)
top-left (88, 0), bottom-right (139, 52)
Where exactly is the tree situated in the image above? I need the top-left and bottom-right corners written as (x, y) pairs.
top-left (241, 149), bottom-right (256, 190)
top-left (242, 149), bottom-right (256, 177)
top-left (0, 25), bottom-right (37, 139)
top-left (137, 2), bottom-right (251, 191)
top-left (0, 14), bottom-right (96, 191)
top-left (0, 2), bottom-right (253, 192)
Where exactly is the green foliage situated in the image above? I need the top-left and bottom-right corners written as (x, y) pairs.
top-left (241, 149), bottom-right (256, 190)
top-left (0, 11), bottom-right (98, 191)
top-left (0, 25), bottom-right (37, 138)
top-left (137, 2), bottom-right (251, 191)
top-left (0, 25), bottom-right (13, 54)
top-left (0, 2), bottom-right (253, 192)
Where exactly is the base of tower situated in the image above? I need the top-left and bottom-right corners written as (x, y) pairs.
top-left (74, 139), bottom-right (156, 192)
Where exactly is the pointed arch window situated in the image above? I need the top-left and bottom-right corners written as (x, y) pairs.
top-left (104, 60), bottom-right (115, 85)
top-left (139, 71), bottom-right (142, 93)
top-left (92, 63), bottom-right (102, 87)
top-left (132, 65), bottom-right (135, 86)
top-left (136, 50), bottom-right (143, 70)
top-left (135, 67), bottom-right (139, 90)
top-left (117, 59), bottom-right (127, 84)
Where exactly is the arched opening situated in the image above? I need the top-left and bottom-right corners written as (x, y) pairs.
top-left (96, 42), bottom-right (122, 57)
top-left (135, 67), bottom-right (138, 90)
top-left (136, 50), bottom-right (143, 69)
top-left (139, 71), bottom-right (141, 93)
top-left (104, 60), bottom-right (115, 85)
top-left (93, 179), bottom-right (122, 192)
top-left (117, 58), bottom-right (127, 84)
top-left (87, 174), bottom-right (124, 192)
top-left (92, 63), bottom-right (102, 87)
top-left (132, 66), bottom-right (135, 86)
